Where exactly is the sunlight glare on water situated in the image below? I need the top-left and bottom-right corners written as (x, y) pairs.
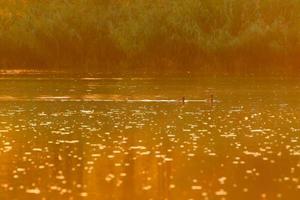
top-left (0, 76), bottom-right (300, 199)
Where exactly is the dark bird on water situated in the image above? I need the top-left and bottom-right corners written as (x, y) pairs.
top-left (210, 94), bottom-right (214, 105)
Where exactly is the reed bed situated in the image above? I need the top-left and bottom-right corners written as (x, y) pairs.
top-left (0, 0), bottom-right (299, 74)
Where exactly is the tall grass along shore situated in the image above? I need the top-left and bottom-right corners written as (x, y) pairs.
top-left (0, 0), bottom-right (299, 75)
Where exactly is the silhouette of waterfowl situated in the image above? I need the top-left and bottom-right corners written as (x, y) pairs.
top-left (210, 94), bottom-right (214, 106)
top-left (182, 96), bottom-right (185, 105)
top-left (177, 95), bottom-right (217, 105)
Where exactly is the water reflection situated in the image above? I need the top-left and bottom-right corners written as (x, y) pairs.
top-left (0, 78), bottom-right (300, 199)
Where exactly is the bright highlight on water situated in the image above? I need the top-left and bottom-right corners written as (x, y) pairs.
top-left (0, 77), bottom-right (300, 200)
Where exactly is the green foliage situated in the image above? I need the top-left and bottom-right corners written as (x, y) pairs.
top-left (0, 0), bottom-right (300, 74)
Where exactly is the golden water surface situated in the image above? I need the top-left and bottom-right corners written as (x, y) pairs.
top-left (0, 76), bottom-right (300, 200)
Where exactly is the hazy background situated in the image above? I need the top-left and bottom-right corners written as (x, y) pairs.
top-left (0, 0), bottom-right (299, 75)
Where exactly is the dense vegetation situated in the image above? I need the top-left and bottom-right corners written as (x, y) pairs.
top-left (0, 0), bottom-right (299, 75)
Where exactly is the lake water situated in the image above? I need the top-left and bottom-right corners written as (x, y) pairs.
top-left (0, 76), bottom-right (300, 199)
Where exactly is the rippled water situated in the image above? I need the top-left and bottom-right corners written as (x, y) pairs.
top-left (0, 76), bottom-right (300, 199)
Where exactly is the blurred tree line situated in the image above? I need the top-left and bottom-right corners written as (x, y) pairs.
top-left (0, 0), bottom-right (299, 75)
